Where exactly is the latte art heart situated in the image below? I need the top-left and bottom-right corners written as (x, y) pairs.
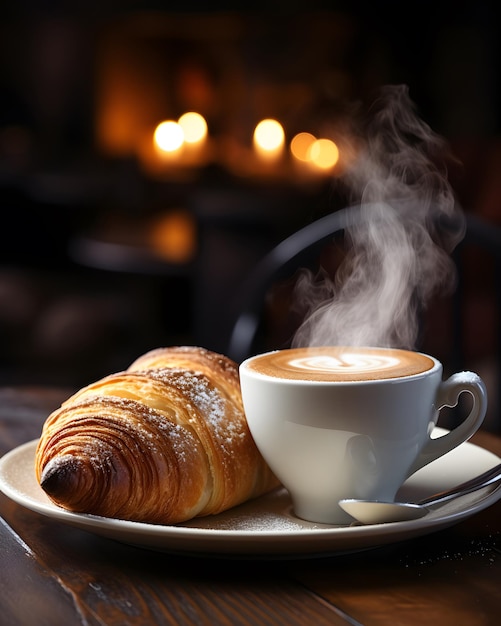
top-left (289, 353), bottom-right (401, 374)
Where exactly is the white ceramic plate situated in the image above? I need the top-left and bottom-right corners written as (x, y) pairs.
top-left (1, 431), bottom-right (500, 559)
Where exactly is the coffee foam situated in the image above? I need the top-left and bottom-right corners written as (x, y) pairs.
top-left (245, 347), bottom-right (435, 381)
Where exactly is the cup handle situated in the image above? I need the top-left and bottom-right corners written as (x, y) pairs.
top-left (406, 372), bottom-right (488, 477)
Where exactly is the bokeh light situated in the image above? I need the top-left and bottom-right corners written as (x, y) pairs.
top-left (253, 119), bottom-right (285, 152)
top-left (290, 132), bottom-right (317, 162)
top-left (178, 112), bottom-right (208, 144)
top-left (308, 138), bottom-right (339, 169)
top-left (154, 121), bottom-right (184, 152)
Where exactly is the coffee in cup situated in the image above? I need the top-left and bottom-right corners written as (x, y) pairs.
top-left (240, 346), bottom-right (487, 524)
top-left (244, 345), bottom-right (434, 381)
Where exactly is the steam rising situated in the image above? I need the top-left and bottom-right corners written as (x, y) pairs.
top-left (292, 85), bottom-right (466, 350)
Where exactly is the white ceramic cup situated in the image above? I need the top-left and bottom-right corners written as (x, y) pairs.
top-left (239, 346), bottom-right (488, 524)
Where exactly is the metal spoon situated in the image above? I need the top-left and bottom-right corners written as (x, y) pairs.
top-left (339, 462), bottom-right (501, 524)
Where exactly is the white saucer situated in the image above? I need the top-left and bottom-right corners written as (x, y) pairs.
top-left (1, 431), bottom-right (500, 559)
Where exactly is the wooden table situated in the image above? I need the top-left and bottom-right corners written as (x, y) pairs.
top-left (1, 386), bottom-right (500, 625)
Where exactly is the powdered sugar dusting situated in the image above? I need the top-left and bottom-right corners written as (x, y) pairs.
top-left (454, 371), bottom-right (482, 384)
top-left (43, 453), bottom-right (81, 475)
top-left (51, 393), bottom-right (199, 467)
top-left (194, 512), bottom-right (318, 531)
top-left (146, 368), bottom-right (245, 451)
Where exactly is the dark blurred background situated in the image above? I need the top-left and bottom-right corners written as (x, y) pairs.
top-left (1, 2), bottom-right (500, 426)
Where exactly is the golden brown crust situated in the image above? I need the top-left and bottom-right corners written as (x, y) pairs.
top-left (35, 346), bottom-right (279, 524)
top-left (127, 346), bottom-right (243, 410)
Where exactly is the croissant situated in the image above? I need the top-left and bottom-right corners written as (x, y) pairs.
top-left (35, 346), bottom-right (279, 524)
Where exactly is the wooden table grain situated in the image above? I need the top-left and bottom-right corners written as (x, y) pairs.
top-left (1, 386), bottom-right (500, 626)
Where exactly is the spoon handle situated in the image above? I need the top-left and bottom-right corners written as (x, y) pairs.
top-left (419, 462), bottom-right (501, 506)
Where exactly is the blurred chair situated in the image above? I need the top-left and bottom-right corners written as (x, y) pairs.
top-left (226, 205), bottom-right (501, 432)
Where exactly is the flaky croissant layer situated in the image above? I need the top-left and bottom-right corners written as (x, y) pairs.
top-left (35, 346), bottom-right (279, 524)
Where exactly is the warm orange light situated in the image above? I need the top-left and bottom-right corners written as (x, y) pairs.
top-left (178, 112), bottom-right (208, 144)
top-left (253, 119), bottom-right (285, 154)
top-left (149, 209), bottom-right (196, 263)
top-left (154, 121), bottom-right (184, 153)
top-left (308, 138), bottom-right (339, 170)
top-left (290, 132), bottom-right (317, 162)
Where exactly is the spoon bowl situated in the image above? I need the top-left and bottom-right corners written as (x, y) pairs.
top-left (339, 499), bottom-right (430, 524)
top-left (339, 462), bottom-right (501, 525)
